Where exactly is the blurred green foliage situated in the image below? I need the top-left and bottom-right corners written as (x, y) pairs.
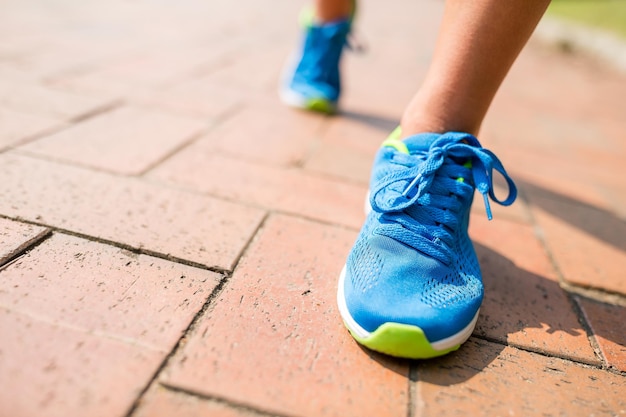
top-left (547, 0), bottom-right (626, 38)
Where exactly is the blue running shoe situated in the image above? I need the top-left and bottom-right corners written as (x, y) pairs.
top-left (280, 14), bottom-right (351, 114)
top-left (337, 130), bottom-right (517, 359)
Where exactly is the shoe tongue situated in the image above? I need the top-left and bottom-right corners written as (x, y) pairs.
top-left (401, 133), bottom-right (442, 154)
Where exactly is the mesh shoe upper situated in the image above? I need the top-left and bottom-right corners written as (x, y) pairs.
top-left (286, 19), bottom-right (350, 103)
top-left (343, 132), bottom-right (517, 343)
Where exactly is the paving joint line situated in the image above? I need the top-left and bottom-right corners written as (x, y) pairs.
top-left (560, 281), bottom-right (626, 307)
top-left (224, 210), bottom-right (271, 276)
top-left (0, 214), bottom-right (232, 274)
top-left (137, 124), bottom-right (215, 177)
top-left (0, 226), bottom-right (52, 271)
top-left (472, 333), bottom-right (620, 374)
top-left (1, 120), bottom-right (69, 154)
top-left (67, 97), bottom-right (124, 124)
top-left (3, 99), bottom-right (124, 154)
top-left (158, 382), bottom-right (297, 417)
top-left (10, 148), bottom-right (162, 179)
top-left (123, 269), bottom-right (232, 417)
top-left (124, 212), bottom-right (274, 417)
top-left (122, 174), bottom-right (366, 232)
top-left (516, 186), bottom-right (606, 367)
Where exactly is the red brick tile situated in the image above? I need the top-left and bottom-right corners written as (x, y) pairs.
top-left (202, 43), bottom-right (288, 92)
top-left (415, 338), bottom-right (626, 417)
top-left (81, 43), bottom-right (236, 88)
top-left (576, 297), bottom-right (626, 372)
top-left (149, 145), bottom-right (367, 229)
top-left (0, 218), bottom-right (50, 265)
top-left (0, 233), bottom-right (221, 351)
top-left (599, 179), bottom-right (626, 222)
top-left (0, 308), bottom-right (164, 417)
top-left (0, 81), bottom-right (117, 121)
top-left (162, 214), bottom-right (409, 417)
top-left (194, 104), bottom-right (324, 167)
top-left (529, 194), bottom-right (626, 295)
top-left (0, 108), bottom-right (64, 151)
top-left (4, 41), bottom-right (106, 78)
top-left (320, 116), bottom-right (391, 156)
top-left (0, 154), bottom-right (265, 270)
top-left (49, 40), bottom-right (240, 98)
top-left (497, 41), bottom-right (626, 127)
top-left (500, 150), bottom-right (615, 211)
top-left (303, 140), bottom-right (373, 185)
top-left (469, 215), bottom-right (598, 364)
top-left (19, 105), bottom-right (206, 175)
top-left (0, 66), bottom-right (38, 83)
top-left (133, 386), bottom-right (256, 417)
top-left (131, 79), bottom-right (243, 120)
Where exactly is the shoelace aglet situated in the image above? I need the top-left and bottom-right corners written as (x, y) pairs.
top-left (402, 174), bottom-right (422, 198)
top-left (483, 193), bottom-right (493, 220)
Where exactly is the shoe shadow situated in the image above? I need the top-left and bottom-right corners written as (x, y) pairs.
top-left (516, 178), bottom-right (626, 254)
top-left (339, 109), bottom-right (400, 133)
top-left (363, 242), bottom-right (603, 385)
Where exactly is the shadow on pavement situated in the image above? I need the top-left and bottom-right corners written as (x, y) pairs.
top-left (518, 178), bottom-right (626, 254)
top-left (340, 110), bottom-right (400, 133)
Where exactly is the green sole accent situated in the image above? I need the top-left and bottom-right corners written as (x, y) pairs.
top-left (346, 321), bottom-right (461, 359)
top-left (305, 98), bottom-right (336, 114)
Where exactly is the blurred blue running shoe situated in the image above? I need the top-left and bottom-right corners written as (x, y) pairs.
top-left (280, 14), bottom-right (351, 114)
top-left (337, 129), bottom-right (517, 358)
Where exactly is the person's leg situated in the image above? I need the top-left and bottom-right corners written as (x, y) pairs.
top-left (401, 0), bottom-right (551, 136)
top-left (338, 0), bottom-right (551, 360)
top-left (313, 0), bottom-right (353, 22)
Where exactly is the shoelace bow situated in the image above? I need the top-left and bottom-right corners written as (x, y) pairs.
top-left (369, 134), bottom-right (517, 265)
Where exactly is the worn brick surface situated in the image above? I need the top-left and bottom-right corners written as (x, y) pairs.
top-left (202, 42), bottom-right (288, 93)
top-left (529, 194), bottom-right (626, 295)
top-left (0, 107), bottom-right (64, 151)
top-left (415, 338), bottom-right (626, 417)
top-left (576, 297), bottom-right (626, 372)
top-left (0, 233), bottom-right (221, 351)
top-left (131, 79), bottom-right (243, 121)
top-left (0, 81), bottom-right (116, 121)
top-left (133, 386), bottom-right (256, 417)
top-left (193, 103), bottom-right (324, 167)
top-left (19, 105), bottom-right (207, 175)
top-left (0, 217), bottom-right (49, 265)
top-left (150, 145), bottom-right (367, 229)
top-left (162, 214), bottom-right (410, 417)
top-left (303, 140), bottom-right (374, 184)
top-left (501, 149), bottom-right (616, 211)
top-left (1, 0), bottom-right (625, 416)
top-left (469, 215), bottom-right (599, 364)
top-left (0, 154), bottom-right (265, 270)
top-left (49, 36), bottom-right (244, 98)
top-left (0, 308), bottom-right (164, 417)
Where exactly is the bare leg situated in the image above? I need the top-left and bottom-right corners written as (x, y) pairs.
top-left (313, 0), bottom-right (353, 22)
top-left (401, 0), bottom-right (551, 136)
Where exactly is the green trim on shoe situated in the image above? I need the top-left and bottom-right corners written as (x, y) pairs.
top-left (381, 126), bottom-right (410, 154)
top-left (344, 321), bottom-right (461, 359)
top-left (305, 97), bottom-right (337, 114)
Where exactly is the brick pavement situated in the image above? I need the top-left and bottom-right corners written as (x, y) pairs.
top-left (1, 1), bottom-right (625, 416)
